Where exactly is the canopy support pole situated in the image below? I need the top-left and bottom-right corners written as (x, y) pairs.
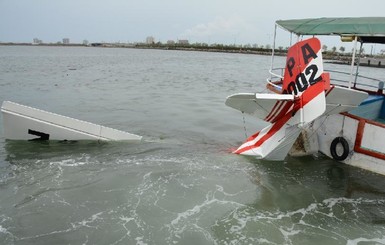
top-left (349, 36), bottom-right (358, 89)
top-left (269, 24), bottom-right (278, 81)
top-left (290, 32), bottom-right (293, 46)
top-left (353, 42), bottom-right (363, 88)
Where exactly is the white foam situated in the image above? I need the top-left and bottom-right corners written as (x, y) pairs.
top-left (72, 212), bottom-right (103, 229)
top-left (135, 236), bottom-right (148, 245)
top-left (347, 237), bottom-right (385, 245)
top-left (0, 225), bottom-right (8, 233)
top-left (119, 216), bottom-right (134, 223)
top-left (279, 227), bottom-right (301, 242)
top-left (50, 157), bottom-right (90, 167)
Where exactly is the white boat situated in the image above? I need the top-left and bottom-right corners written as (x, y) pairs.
top-left (1, 101), bottom-right (142, 142)
top-left (226, 17), bottom-right (385, 175)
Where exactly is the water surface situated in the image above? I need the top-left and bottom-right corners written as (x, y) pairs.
top-left (1, 46), bottom-right (385, 244)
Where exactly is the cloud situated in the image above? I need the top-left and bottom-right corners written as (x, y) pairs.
top-left (180, 15), bottom-right (255, 44)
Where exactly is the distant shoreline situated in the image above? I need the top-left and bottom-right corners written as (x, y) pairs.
top-left (1, 42), bottom-right (384, 68)
top-left (0, 42), bottom-right (278, 56)
top-left (0, 42), bottom-right (85, 47)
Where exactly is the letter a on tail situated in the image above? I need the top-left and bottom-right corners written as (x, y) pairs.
top-left (233, 37), bottom-right (328, 160)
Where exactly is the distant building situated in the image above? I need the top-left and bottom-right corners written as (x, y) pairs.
top-left (32, 38), bottom-right (42, 44)
top-left (178, 39), bottom-right (189, 45)
top-left (167, 40), bottom-right (175, 45)
top-left (62, 38), bottom-right (70, 44)
top-left (146, 36), bottom-right (155, 44)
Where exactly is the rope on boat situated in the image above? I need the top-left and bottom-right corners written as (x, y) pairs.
top-left (242, 112), bottom-right (248, 141)
top-left (340, 114), bottom-right (346, 136)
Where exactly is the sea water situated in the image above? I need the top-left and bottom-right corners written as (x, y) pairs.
top-left (1, 46), bottom-right (385, 245)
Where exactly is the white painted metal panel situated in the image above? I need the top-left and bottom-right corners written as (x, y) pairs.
top-left (316, 114), bottom-right (359, 159)
top-left (361, 123), bottom-right (385, 154)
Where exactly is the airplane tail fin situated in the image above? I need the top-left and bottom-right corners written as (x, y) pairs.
top-left (281, 37), bottom-right (327, 126)
top-left (234, 37), bottom-right (328, 160)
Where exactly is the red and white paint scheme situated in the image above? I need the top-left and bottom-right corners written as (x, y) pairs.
top-left (226, 38), bottom-right (327, 160)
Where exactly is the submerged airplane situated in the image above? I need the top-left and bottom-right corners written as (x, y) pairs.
top-left (226, 36), bottom-right (367, 160)
top-left (227, 17), bottom-right (385, 177)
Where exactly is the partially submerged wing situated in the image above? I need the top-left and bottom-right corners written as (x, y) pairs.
top-left (225, 93), bottom-right (294, 123)
top-left (1, 101), bottom-right (142, 141)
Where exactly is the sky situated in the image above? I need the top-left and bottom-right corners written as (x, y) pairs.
top-left (1, 0), bottom-right (385, 49)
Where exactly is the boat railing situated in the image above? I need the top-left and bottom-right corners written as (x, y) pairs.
top-left (325, 69), bottom-right (384, 91)
top-left (266, 66), bottom-right (384, 93)
top-left (267, 68), bottom-right (284, 89)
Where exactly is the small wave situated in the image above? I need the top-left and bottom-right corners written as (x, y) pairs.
top-left (14, 179), bottom-right (102, 208)
top-left (51, 159), bottom-right (88, 167)
top-left (71, 212), bottom-right (104, 229)
top-left (209, 197), bottom-right (385, 244)
top-left (323, 197), bottom-right (385, 207)
top-left (0, 223), bottom-right (16, 241)
top-left (49, 154), bottom-right (92, 167)
top-left (166, 191), bottom-right (247, 244)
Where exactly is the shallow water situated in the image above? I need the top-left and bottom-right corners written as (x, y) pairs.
top-left (1, 46), bottom-right (385, 244)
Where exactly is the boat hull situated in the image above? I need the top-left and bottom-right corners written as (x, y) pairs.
top-left (291, 112), bottom-right (385, 176)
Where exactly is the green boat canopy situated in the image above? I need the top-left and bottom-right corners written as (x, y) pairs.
top-left (276, 17), bottom-right (385, 43)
